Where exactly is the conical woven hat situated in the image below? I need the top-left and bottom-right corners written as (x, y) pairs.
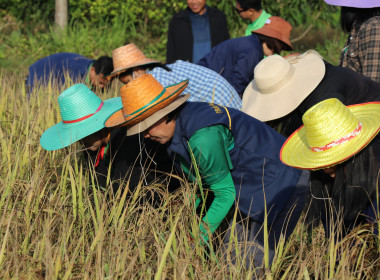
top-left (280, 98), bottom-right (380, 170)
top-left (40, 83), bottom-right (122, 151)
top-left (107, 43), bottom-right (160, 78)
top-left (105, 74), bottom-right (189, 128)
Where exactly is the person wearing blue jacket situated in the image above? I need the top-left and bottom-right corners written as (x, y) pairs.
top-left (26, 53), bottom-right (113, 93)
top-left (197, 16), bottom-right (293, 97)
top-left (104, 73), bottom-right (309, 268)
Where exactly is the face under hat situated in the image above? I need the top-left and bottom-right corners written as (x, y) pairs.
top-left (280, 98), bottom-right (380, 170)
top-left (40, 83), bottom-right (122, 151)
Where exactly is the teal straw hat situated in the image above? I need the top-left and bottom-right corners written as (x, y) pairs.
top-left (40, 83), bottom-right (122, 151)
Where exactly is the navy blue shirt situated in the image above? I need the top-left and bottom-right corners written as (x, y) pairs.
top-left (168, 102), bottom-right (302, 224)
top-left (197, 34), bottom-right (263, 97)
top-left (27, 53), bottom-right (93, 90)
top-left (188, 9), bottom-right (212, 63)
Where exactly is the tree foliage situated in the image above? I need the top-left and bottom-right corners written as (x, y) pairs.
top-left (1, 0), bottom-right (339, 37)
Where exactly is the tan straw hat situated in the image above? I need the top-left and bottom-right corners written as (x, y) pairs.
top-left (280, 98), bottom-right (380, 170)
top-left (252, 16), bottom-right (293, 50)
top-left (242, 51), bottom-right (325, 122)
top-left (104, 74), bottom-right (189, 134)
top-left (107, 43), bottom-right (160, 78)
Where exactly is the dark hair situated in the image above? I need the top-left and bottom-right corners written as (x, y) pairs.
top-left (118, 63), bottom-right (172, 79)
top-left (93, 56), bottom-right (114, 76)
top-left (236, 0), bottom-right (262, 11)
top-left (166, 103), bottom-right (186, 123)
top-left (340, 6), bottom-right (380, 33)
top-left (305, 143), bottom-right (379, 237)
top-left (255, 33), bottom-right (289, 54)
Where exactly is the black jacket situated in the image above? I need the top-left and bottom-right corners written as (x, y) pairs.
top-left (85, 127), bottom-right (180, 195)
top-left (166, 6), bottom-right (229, 63)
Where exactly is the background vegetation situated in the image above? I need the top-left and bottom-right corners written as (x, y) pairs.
top-left (1, 0), bottom-right (377, 279)
top-left (0, 0), bottom-right (345, 73)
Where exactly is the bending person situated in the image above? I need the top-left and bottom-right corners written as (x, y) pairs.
top-left (281, 98), bottom-right (380, 238)
top-left (40, 83), bottom-right (180, 195)
top-left (107, 43), bottom-right (242, 110)
top-left (104, 73), bottom-right (308, 267)
top-left (27, 53), bottom-right (114, 93)
top-left (197, 16), bottom-right (293, 97)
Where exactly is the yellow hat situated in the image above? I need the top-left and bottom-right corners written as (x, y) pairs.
top-left (280, 98), bottom-right (380, 170)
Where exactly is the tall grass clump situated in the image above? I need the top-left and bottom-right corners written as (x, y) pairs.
top-left (1, 71), bottom-right (380, 278)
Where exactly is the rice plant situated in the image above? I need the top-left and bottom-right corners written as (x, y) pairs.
top-left (0, 70), bottom-right (379, 279)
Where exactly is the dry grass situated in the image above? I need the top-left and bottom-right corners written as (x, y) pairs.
top-left (0, 71), bottom-right (379, 279)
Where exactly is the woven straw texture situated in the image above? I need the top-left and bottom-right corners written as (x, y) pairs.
top-left (108, 43), bottom-right (159, 78)
top-left (252, 16), bottom-right (293, 50)
top-left (105, 74), bottom-right (188, 128)
top-left (280, 98), bottom-right (380, 170)
top-left (126, 95), bottom-right (191, 136)
top-left (242, 51), bottom-right (325, 122)
top-left (40, 83), bottom-right (122, 151)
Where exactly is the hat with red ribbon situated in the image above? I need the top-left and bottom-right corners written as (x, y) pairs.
top-left (280, 98), bottom-right (380, 170)
top-left (40, 83), bottom-right (122, 151)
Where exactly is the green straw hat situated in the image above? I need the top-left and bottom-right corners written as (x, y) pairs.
top-left (280, 98), bottom-right (380, 170)
top-left (40, 83), bottom-right (122, 151)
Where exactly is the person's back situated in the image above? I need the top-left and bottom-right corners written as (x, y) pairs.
top-left (147, 60), bottom-right (242, 109)
top-left (166, 0), bottom-right (229, 63)
top-left (27, 53), bottom-right (93, 89)
top-left (197, 34), bottom-right (263, 97)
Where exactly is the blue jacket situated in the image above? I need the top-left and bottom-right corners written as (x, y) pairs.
top-left (197, 34), bottom-right (263, 97)
top-left (167, 102), bottom-right (302, 223)
top-left (27, 53), bottom-right (93, 89)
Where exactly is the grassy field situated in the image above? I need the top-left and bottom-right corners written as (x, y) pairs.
top-left (1, 72), bottom-right (380, 279)
top-left (1, 10), bottom-right (380, 279)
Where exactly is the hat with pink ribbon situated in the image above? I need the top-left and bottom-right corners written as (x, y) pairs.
top-left (280, 98), bottom-right (380, 170)
top-left (40, 83), bottom-right (122, 151)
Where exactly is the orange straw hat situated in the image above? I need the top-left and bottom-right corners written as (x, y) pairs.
top-left (252, 16), bottom-right (293, 50)
top-left (105, 74), bottom-right (189, 134)
top-left (107, 43), bottom-right (160, 78)
top-left (280, 98), bottom-right (380, 170)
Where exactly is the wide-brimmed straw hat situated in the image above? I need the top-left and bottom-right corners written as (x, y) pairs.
top-left (40, 84), bottom-right (122, 151)
top-left (280, 98), bottom-right (380, 170)
top-left (107, 43), bottom-right (160, 78)
top-left (242, 51), bottom-right (325, 122)
top-left (252, 16), bottom-right (293, 50)
top-left (324, 0), bottom-right (380, 8)
top-left (105, 74), bottom-right (189, 135)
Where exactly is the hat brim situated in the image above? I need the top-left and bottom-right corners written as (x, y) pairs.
top-left (126, 94), bottom-right (191, 136)
top-left (104, 79), bottom-right (189, 128)
top-left (280, 102), bottom-right (380, 170)
top-left (106, 59), bottom-right (160, 79)
top-left (324, 0), bottom-right (380, 8)
top-left (252, 29), bottom-right (292, 51)
top-left (242, 52), bottom-right (326, 122)
top-left (40, 97), bottom-right (122, 151)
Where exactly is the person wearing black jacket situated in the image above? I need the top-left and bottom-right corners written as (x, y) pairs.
top-left (166, 1), bottom-right (229, 64)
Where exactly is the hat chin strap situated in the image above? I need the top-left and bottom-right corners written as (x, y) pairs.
top-left (310, 122), bottom-right (362, 152)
